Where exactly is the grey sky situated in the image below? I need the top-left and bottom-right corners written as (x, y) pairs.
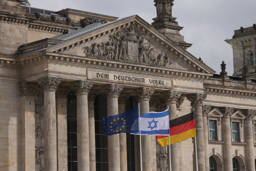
top-left (29, 0), bottom-right (256, 75)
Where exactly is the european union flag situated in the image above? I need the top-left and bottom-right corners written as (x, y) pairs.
top-left (103, 113), bottom-right (127, 135)
top-left (103, 107), bottom-right (139, 135)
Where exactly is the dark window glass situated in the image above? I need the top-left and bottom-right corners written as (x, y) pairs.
top-left (209, 120), bottom-right (218, 141)
top-left (232, 122), bottom-right (240, 142)
top-left (95, 95), bottom-right (108, 171)
top-left (209, 156), bottom-right (217, 171)
top-left (233, 158), bottom-right (240, 171)
top-left (67, 93), bottom-right (77, 171)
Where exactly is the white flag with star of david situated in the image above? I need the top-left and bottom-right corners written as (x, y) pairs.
top-left (131, 108), bottom-right (170, 135)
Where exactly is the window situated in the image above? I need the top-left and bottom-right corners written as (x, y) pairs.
top-left (209, 120), bottom-right (218, 141)
top-left (233, 158), bottom-right (240, 171)
top-left (209, 156), bottom-right (217, 171)
top-left (67, 93), bottom-right (77, 171)
top-left (95, 95), bottom-right (108, 171)
top-left (232, 122), bottom-right (240, 142)
top-left (254, 124), bottom-right (256, 141)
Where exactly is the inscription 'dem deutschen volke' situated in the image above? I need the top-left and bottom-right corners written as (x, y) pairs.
top-left (96, 72), bottom-right (165, 86)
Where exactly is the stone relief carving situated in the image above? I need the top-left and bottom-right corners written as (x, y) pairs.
top-left (83, 24), bottom-right (172, 68)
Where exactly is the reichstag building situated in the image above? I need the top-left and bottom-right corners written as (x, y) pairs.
top-left (0, 0), bottom-right (256, 171)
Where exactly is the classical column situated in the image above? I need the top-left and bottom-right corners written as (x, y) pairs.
top-left (56, 90), bottom-right (68, 171)
top-left (76, 81), bottom-right (93, 171)
top-left (107, 84), bottom-right (124, 171)
top-left (89, 94), bottom-right (96, 171)
top-left (119, 97), bottom-right (128, 171)
top-left (222, 107), bottom-right (233, 171)
top-left (245, 110), bottom-right (256, 171)
top-left (188, 93), bottom-right (206, 171)
top-left (20, 82), bottom-right (36, 171)
top-left (203, 106), bottom-right (211, 171)
top-left (39, 77), bottom-right (61, 171)
top-left (139, 87), bottom-right (155, 171)
top-left (167, 91), bottom-right (181, 171)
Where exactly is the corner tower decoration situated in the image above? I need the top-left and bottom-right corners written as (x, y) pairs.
top-left (152, 0), bottom-right (191, 49)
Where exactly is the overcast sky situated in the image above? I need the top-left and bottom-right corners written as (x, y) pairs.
top-left (29, 0), bottom-right (256, 75)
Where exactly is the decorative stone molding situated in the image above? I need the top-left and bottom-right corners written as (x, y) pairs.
top-left (108, 84), bottom-right (124, 98)
top-left (206, 87), bottom-right (256, 98)
top-left (139, 87), bottom-right (155, 100)
top-left (187, 93), bottom-right (207, 107)
top-left (0, 57), bottom-right (17, 65)
top-left (38, 77), bottom-right (61, 91)
top-left (167, 91), bottom-right (181, 102)
top-left (76, 81), bottom-right (93, 95)
top-left (223, 107), bottom-right (234, 118)
top-left (247, 109), bottom-right (256, 120)
top-left (203, 105), bottom-right (212, 116)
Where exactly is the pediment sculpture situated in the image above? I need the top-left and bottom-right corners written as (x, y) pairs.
top-left (82, 24), bottom-right (173, 68)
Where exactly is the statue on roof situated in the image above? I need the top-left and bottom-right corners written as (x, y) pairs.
top-left (17, 0), bottom-right (30, 6)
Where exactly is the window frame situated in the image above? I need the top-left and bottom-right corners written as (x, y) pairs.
top-left (232, 121), bottom-right (241, 143)
top-left (209, 119), bottom-right (218, 141)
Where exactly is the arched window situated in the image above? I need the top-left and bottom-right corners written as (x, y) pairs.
top-left (209, 156), bottom-right (217, 171)
top-left (67, 93), bottom-right (77, 171)
top-left (233, 158), bottom-right (240, 171)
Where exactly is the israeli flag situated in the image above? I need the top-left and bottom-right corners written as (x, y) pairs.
top-left (131, 109), bottom-right (170, 135)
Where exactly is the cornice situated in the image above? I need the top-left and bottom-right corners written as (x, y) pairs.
top-left (48, 16), bottom-right (215, 74)
top-left (0, 57), bottom-right (17, 65)
top-left (0, 13), bottom-right (71, 34)
top-left (45, 53), bottom-right (210, 80)
top-left (206, 86), bottom-right (256, 98)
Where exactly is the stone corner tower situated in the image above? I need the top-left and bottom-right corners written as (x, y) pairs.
top-left (226, 25), bottom-right (256, 78)
top-left (152, 0), bottom-right (191, 49)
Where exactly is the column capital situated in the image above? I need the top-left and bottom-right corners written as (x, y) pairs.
top-left (76, 81), bottom-right (93, 95)
top-left (167, 91), bottom-right (181, 102)
top-left (246, 109), bottom-right (256, 120)
top-left (108, 84), bottom-right (124, 98)
top-left (203, 105), bottom-right (212, 116)
top-left (223, 107), bottom-right (234, 118)
top-left (187, 93), bottom-right (207, 107)
top-left (38, 77), bottom-right (61, 91)
top-left (139, 87), bottom-right (155, 100)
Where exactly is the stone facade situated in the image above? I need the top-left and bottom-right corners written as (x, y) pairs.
top-left (0, 0), bottom-right (256, 171)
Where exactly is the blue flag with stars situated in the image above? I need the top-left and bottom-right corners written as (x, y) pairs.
top-left (103, 113), bottom-right (127, 135)
top-left (103, 107), bottom-right (139, 135)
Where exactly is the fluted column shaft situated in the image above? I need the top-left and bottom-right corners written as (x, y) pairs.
top-left (168, 92), bottom-right (181, 171)
top-left (77, 81), bottom-right (92, 171)
top-left (245, 110), bottom-right (255, 171)
top-left (39, 77), bottom-right (61, 171)
top-left (89, 95), bottom-right (96, 171)
top-left (140, 88), bottom-right (155, 171)
top-left (107, 84), bottom-right (123, 171)
top-left (222, 108), bottom-right (232, 171)
top-left (20, 82), bottom-right (36, 171)
top-left (190, 93), bottom-right (206, 171)
top-left (119, 98), bottom-right (128, 171)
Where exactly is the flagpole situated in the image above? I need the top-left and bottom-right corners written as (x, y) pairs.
top-left (138, 103), bottom-right (143, 171)
top-left (168, 135), bottom-right (172, 171)
top-left (194, 137), bottom-right (199, 171)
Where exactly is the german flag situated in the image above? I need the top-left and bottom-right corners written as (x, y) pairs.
top-left (156, 113), bottom-right (196, 147)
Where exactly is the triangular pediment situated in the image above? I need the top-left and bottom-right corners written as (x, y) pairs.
top-left (45, 15), bottom-right (215, 74)
top-left (231, 110), bottom-right (245, 120)
top-left (208, 108), bottom-right (223, 118)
